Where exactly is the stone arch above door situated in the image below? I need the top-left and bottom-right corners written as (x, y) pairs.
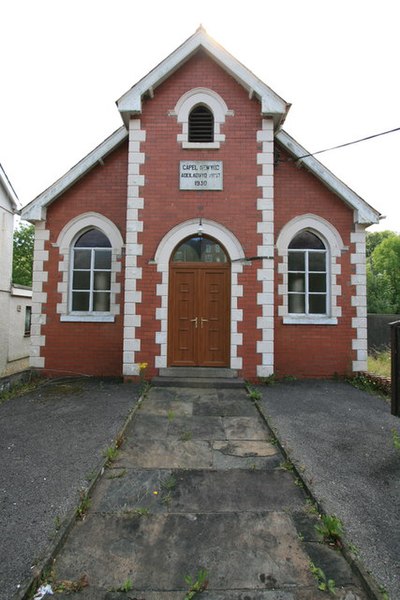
top-left (153, 219), bottom-right (246, 370)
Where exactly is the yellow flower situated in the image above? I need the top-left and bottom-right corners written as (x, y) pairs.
top-left (153, 490), bottom-right (158, 495)
top-left (138, 362), bottom-right (148, 371)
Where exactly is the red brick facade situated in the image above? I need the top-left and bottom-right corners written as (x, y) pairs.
top-left (24, 32), bottom-right (377, 381)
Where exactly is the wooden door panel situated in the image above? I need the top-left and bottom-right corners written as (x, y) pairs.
top-left (169, 269), bottom-right (197, 366)
top-left (169, 265), bottom-right (230, 367)
top-left (200, 269), bottom-right (229, 366)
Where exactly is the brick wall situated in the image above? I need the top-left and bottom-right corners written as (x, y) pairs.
top-left (274, 145), bottom-right (356, 377)
top-left (41, 143), bottom-right (128, 376)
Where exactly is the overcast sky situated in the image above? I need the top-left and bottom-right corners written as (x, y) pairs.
top-left (1, 0), bottom-right (399, 232)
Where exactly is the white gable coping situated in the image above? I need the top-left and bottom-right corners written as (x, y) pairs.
top-left (21, 127), bottom-right (128, 222)
top-left (117, 27), bottom-right (290, 129)
top-left (0, 163), bottom-right (19, 211)
top-left (276, 130), bottom-right (381, 225)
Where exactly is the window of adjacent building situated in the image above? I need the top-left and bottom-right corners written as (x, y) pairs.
top-left (188, 105), bottom-right (214, 143)
top-left (71, 229), bottom-right (112, 312)
top-left (24, 306), bottom-right (32, 336)
top-left (288, 231), bottom-right (327, 315)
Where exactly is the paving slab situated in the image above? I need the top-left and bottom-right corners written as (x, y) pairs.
top-left (54, 511), bottom-right (316, 590)
top-left (30, 384), bottom-right (369, 600)
top-left (91, 468), bottom-right (305, 514)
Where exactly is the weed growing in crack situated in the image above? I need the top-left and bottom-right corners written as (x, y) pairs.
top-left (315, 514), bottom-right (343, 546)
top-left (76, 490), bottom-right (91, 520)
top-left (180, 431), bottom-right (192, 441)
top-left (184, 569), bottom-right (208, 599)
top-left (309, 561), bottom-right (336, 594)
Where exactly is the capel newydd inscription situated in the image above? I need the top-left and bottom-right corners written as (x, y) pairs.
top-left (179, 161), bottom-right (223, 190)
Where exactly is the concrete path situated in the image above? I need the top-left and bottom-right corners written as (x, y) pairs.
top-left (49, 386), bottom-right (368, 599)
top-left (0, 378), bottom-right (140, 600)
top-left (257, 380), bottom-right (400, 599)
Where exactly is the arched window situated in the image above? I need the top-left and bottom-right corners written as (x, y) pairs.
top-left (188, 105), bottom-right (214, 143)
top-left (71, 228), bottom-right (112, 312)
top-left (172, 236), bottom-right (228, 263)
top-left (288, 231), bottom-right (327, 315)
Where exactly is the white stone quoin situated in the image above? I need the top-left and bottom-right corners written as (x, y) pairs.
top-left (123, 119), bottom-right (145, 377)
top-left (256, 119), bottom-right (275, 377)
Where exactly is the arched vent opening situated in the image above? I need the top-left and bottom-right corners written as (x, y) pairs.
top-left (188, 105), bottom-right (214, 142)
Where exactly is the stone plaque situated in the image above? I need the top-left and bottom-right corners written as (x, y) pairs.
top-left (179, 161), bottom-right (223, 190)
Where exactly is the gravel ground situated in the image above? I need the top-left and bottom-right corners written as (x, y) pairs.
top-left (0, 378), bottom-right (139, 600)
top-left (257, 379), bottom-right (400, 599)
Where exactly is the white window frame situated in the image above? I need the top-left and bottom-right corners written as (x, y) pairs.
top-left (277, 214), bottom-right (345, 325)
top-left (172, 88), bottom-right (233, 149)
top-left (288, 243), bottom-right (328, 317)
top-left (55, 213), bottom-right (124, 323)
top-left (70, 233), bottom-right (113, 315)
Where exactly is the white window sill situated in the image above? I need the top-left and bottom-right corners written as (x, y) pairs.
top-left (60, 314), bottom-right (115, 323)
top-left (283, 315), bottom-right (338, 326)
top-left (182, 141), bottom-right (220, 149)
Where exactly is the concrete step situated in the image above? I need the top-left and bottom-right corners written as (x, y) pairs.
top-left (151, 376), bottom-right (245, 389)
top-left (159, 367), bottom-right (238, 379)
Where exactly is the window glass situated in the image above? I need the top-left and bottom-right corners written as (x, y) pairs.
top-left (288, 231), bottom-right (327, 316)
top-left (309, 252), bottom-right (326, 271)
top-left (74, 249), bottom-right (91, 269)
top-left (172, 237), bottom-right (228, 263)
top-left (309, 294), bottom-right (326, 314)
top-left (72, 271), bottom-right (91, 290)
top-left (289, 231), bottom-right (325, 249)
top-left (288, 294), bottom-right (305, 313)
top-left (71, 229), bottom-right (112, 313)
top-left (24, 306), bottom-right (32, 336)
top-left (72, 292), bottom-right (90, 311)
top-left (75, 229), bottom-right (111, 248)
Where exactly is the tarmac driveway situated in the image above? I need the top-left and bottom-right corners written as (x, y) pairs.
top-left (0, 378), bottom-right (140, 600)
top-left (257, 380), bottom-right (400, 599)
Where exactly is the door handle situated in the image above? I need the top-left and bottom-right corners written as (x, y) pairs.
top-left (200, 318), bottom-right (208, 328)
top-left (190, 317), bottom-right (198, 328)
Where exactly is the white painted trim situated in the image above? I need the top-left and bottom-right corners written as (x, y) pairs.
top-left (276, 130), bottom-right (381, 225)
top-left (117, 28), bottom-right (289, 128)
top-left (123, 119), bottom-right (145, 377)
top-left (276, 214), bottom-right (343, 324)
top-left (153, 219), bottom-right (245, 370)
top-left (56, 212), bottom-right (124, 251)
top-left (173, 88), bottom-right (231, 149)
top-left (351, 225), bottom-right (368, 372)
top-left (256, 119), bottom-right (275, 378)
top-left (29, 222), bottom-right (49, 369)
top-left (21, 127), bottom-right (128, 222)
top-left (0, 163), bottom-right (19, 210)
top-left (55, 213), bottom-right (123, 321)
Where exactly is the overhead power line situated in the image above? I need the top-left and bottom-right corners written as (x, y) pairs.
top-left (296, 126), bottom-right (400, 160)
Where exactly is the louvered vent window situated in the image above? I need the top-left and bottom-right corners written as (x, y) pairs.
top-left (188, 105), bottom-right (214, 142)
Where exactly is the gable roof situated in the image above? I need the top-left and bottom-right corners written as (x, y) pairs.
top-left (276, 131), bottom-right (381, 225)
top-left (20, 28), bottom-right (380, 226)
top-left (116, 26), bottom-right (291, 130)
top-left (0, 163), bottom-right (19, 211)
top-left (21, 127), bottom-right (128, 221)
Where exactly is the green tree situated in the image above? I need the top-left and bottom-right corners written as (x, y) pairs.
top-left (367, 266), bottom-right (396, 313)
top-left (12, 222), bottom-right (34, 286)
top-left (368, 233), bottom-right (400, 313)
top-left (366, 230), bottom-right (396, 258)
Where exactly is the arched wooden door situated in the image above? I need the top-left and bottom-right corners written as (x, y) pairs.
top-left (168, 236), bottom-right (230, 367)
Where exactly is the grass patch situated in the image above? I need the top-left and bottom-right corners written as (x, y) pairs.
top-left (0, 378), bottom-right (41, 405)
top-left (368, 348), bottom-right (391, 379)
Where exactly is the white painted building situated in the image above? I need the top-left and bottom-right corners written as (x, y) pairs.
top-left (0, 164), bottom-right (32, 378)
